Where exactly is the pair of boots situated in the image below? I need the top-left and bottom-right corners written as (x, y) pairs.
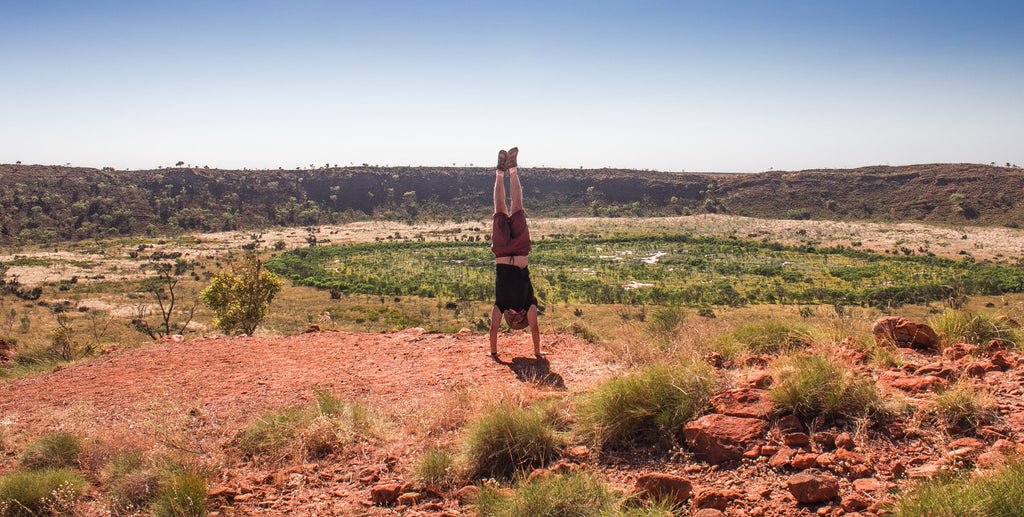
top-left (496, 147), bottom-right (518, 172)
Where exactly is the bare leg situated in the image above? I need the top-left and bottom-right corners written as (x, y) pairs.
top-left (528, 304), bottom-right (541, 356)
top-left (494, 170), bottom-right (508, 215)
top-left (488, 305), bottom-right (502, 355)
top-left (509, 168), bottom-right (523, 214)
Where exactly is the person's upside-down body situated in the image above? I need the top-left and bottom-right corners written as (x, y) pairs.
top-left (489, 147), bottom-right (541, 357)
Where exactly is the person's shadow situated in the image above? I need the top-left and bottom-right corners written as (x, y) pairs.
top-left (492, 355), bottom-right (565, 389)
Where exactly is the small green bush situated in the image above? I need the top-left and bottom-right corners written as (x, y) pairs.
top-left (931, 381), bottom-right (995, 428)
top-left (769, 355), bottom-right (878, 420)
top-left (237, 390), bottom-right (380, 462)
top-left (414, 448), bottom-right (456, 487)
top-left (151, 465), bottom-right (208, 517)
top-left (0, 468), bottom-right (88, 517)
top-left (20, 432), bottom-right (83, 470)
top-left (712, 319), bottom-right (815, 356)
top-left (472, 470), bottom-right (676, 517)
top-left (464, 403), bottom-right (560, 479)
top-left (473, 470), bottom-right (616, 517)
top-left (200, 253), bottom-right (281, 335)
top-left (103, 450), bottom-right (161, 514)
top-left (577, 361), bottom-right (713, 449)
top-left (563, 322), bottom-right (600, 343)
top-left (237, 407), bottom-right (309, 458)
top-left (896, 461), bottom-right (1024, 517)
top-left (647, 306), bottom-right (687, 335)
top-left (929, 310), bottom-right (1020, 347)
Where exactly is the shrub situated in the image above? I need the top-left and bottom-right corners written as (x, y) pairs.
top-left (20, 432), bottom-right (83, 470)
top-left (0, 468), bottom-right (88, 517)
top-left (464, 403), bottom-right (560, 479)
top-left (151, 465), bottom-right (208, 517)
top-left (577, 361), bottom-right (713, 449)
top-left (563, 322), bottom-right (600, 343)
top-left (769, 355), bottom-right (878, 420)
top-left (896, 461), bottom-right (1024, 517)
top-left (870, 345), bottom-right (905, 369)
top-left (200, 253), bottom-right (282, 335)
top-left (97, 448), bottom-right (161, 514)
top-left (472, 470), bottom-right (675, 517)
top-left (237, 407), bottom-right (309, 459)
top-left (237, 390), bottom-right (380, 462)
top-left (647, 306), bottom-right (686, 335)
top-left (929, 310), bottom-right (1020, 347)
top-left (931, 381), bottom-right (995, 428)
top-left (414, 448), bottom-right (456, 487)
top-left (712, 319), bottom-right (815, 356)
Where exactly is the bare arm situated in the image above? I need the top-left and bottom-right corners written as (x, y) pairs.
top-left (488, 305), bottom-right (502, 355)
top-left (528, 304), bottom-right (540, 356)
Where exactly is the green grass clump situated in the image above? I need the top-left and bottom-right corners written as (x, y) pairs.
top-left (769, 355), bottom-right (878, 420)
top-left (896, 461), bottom-right (1024, 517)
top-left (103, 450), bottom-right (161, 514)
top-left (577, 361), bottom-right (713, 449)
top-left (931, 381), bottom-right (995, 428)
top-left (473, 470), bottom-right (616, 517)
top-left (464, 403), bottom-right (560, 479)
top-left (151, 465), bottom-right (208, 517)
top-left (472, 470), bottom-right (677, 517)
top-left (647, 306), bottom-right (687, 335)
top-left (0, 468), bottom-right (88, 517)
top-left (413, 448), bottom-right (456, 487)
top-left (237, 407), bottom-right (309, 458)
top-left (237, 389), bottom-right (380, 462)
top-left (20, 432), bottom-right (83, 470)
top-left (929, 310), bottom-right (1020, 347)
top-left (712, 319), bottom-right (815, 357)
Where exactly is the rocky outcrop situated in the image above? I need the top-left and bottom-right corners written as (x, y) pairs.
top-left (871, 317), bottom-right (938, 349)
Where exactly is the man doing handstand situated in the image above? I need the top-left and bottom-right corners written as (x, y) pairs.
top-left (489, 147), bottom-right (541, 357)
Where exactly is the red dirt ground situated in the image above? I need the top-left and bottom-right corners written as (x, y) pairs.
top-left (2, 329), bottom-right (1024, 516)
top-left (0, 329), bottom-right (617, 516)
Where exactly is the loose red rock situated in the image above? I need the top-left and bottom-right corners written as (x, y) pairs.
top-left (634, 473), bottom-right (692, 504)
top-left (786, 470), bottom-right (840, 504)
top-left (684, 414), bottom-right (769, 464)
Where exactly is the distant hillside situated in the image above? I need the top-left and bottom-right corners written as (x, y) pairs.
top-left (0, 163), bottom-right (1020, 244)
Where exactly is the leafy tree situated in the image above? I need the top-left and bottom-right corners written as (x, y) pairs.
top-left (201, 254), bottom-right (281, 335)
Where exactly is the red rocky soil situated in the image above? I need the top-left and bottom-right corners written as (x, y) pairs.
top-left (2, 327), bottom-right (1024, 516)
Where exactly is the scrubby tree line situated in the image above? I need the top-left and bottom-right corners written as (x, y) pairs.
top-left (4, 162), bottom-right (1024, 244)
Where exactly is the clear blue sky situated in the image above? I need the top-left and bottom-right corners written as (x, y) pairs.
top-left (2, 1), bottom-right (1022, 172)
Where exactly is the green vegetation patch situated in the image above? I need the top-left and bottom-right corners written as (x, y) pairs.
top-left (237, 388), bottom-right (380, 462)
top-left (769, 355), bottom-right (879, 420)
top-left (463, 403), bottom-right (561, 479)
top-left (0, 468), bottom-right (88, 517)
top-left (20, 432), bottom-right (83, 470)
top-left (577, 361), bottom-right (713, 449)
top-left (896, 461), bottom-right (1024, 517)
top-left (267, 234), bottom-right (1024, 308)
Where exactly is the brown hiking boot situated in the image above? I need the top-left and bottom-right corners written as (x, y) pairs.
top-left (506, 147), bottom-right (518, 170)
top-left (496, 149), bottom-right (507, 171)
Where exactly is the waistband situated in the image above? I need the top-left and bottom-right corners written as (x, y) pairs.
top-left (495, 255), bottom-right (529, 267)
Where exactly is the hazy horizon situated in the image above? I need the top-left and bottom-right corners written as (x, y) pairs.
top-left (2, 1), bottom-right (1022, 173)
